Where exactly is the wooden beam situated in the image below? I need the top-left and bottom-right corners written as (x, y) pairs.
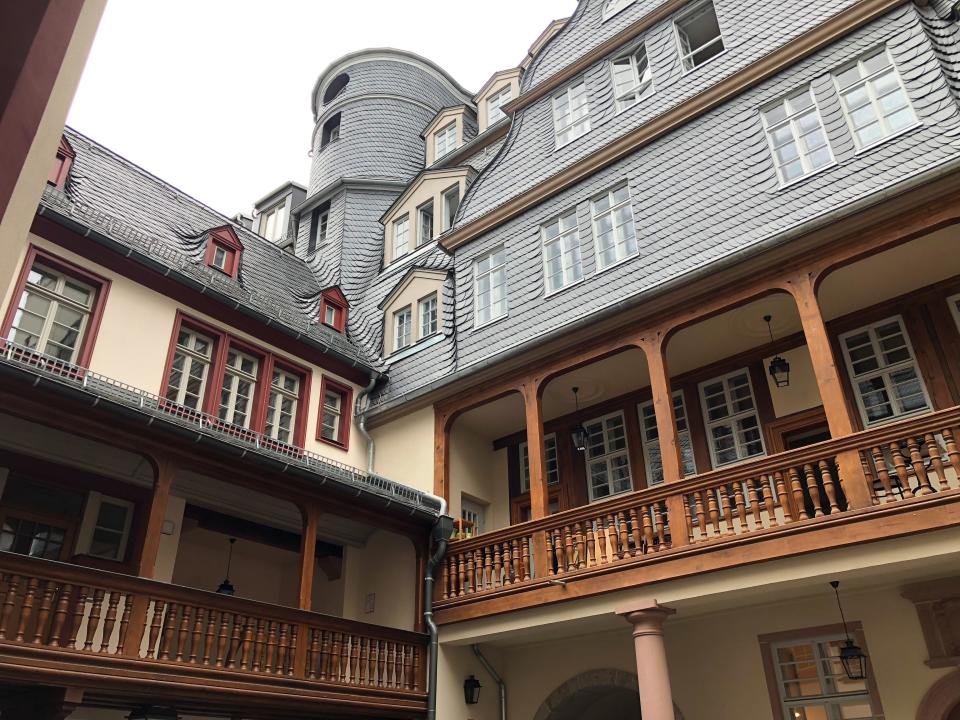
top-left (298, 502), bottom-right (320, 611)
top-left (520, 378), bottom-right (550, 575)
top-left (137, 455), bottom-right (174, 578)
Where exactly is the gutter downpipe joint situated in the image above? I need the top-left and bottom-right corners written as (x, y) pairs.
top-left (426, 498), bottom-right (451, 720)
top-left (473, 643), bottom-right (506, 720)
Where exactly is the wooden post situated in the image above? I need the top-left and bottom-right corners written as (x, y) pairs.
top-left (640, 336), bottom-right (690, 547)
top-left (137, 454), bottom-right (175, 578)
top-left (785, 272), bottom-right (873, 508)
top-left (434, 408), bottom-right (451, 503)
top-left (298, 502), bottom-right (320, 611)
top-left (520, 379), bottom-right (550, 576)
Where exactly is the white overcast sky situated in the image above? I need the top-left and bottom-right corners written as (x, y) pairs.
top-left (67, 1), bottom-right (576, 217)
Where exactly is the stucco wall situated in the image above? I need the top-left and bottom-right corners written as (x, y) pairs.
top-left (763, 344), bottom-right (823, 419)
top-left (450, 422), bottom-right (509, 531)
top-left (341, 529), bottom-right (417, 631)
top-left (369, 405), bottom-right (436, 493)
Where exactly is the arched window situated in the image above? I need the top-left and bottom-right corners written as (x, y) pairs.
top-left (323, 73), bottom-right (350, 104)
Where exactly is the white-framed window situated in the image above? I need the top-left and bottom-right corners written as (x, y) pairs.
top-left (519, 434), bottom-right (560, 493)
top-left (81, 494), bottom-right (134, 561)
top-left (638, 392), bottom-right (697, 484)
top-left (259, 202), bottom-right (287, 242)
top-left (948, 294), bottom-right (960, 332)
top-left (839, 316), bottom-right (931, 426)
top-left (584, 411), bottom-right (632, 501)
top-left (553, 79), bottom-right (591, 147)
top-left (217, 348), bottom-right (258, 429)
top-left (7, 262), bottom-right (95, 362)
top-left (542, 209), bottom-right (583, 294)
top-left (761, 86), bottom-right (834, 185)
top-left (699, 369), bottom-right (766, 467)
top-left (834, 47), bottom-right (917, 150)
top-left (308, 209), bottom-right (328, 255)
top-left (434, 122), bottom-right (457, 159)
top-left (165, 327), bottom-right (214, 410)
top-left (474, 246), bottom-right (508, 326)
top-left (461, 497), bottom-right (486, 536)
top-left (211, 246), bottom-right (229, 271)
top-left (442, 185), bottom-right (460, 231)
top-left (611, 44), bottom-right (653, 112)
top-left (417, 200), bottom-right (434, 246)
top-left (321, 389), bottom-right (342, 442)
top-left (591, 183), bottom-right (638, 270)
top-left (394, 305), bottom-right (412, 351)
top-left (487, 85), bottom-right (512, 126)
top-left (265, 368), bottom-right (300, 444)
top-left (418, 293), bottom-right (438, 338)
top-left (675, 0), bottom-right (725, 72)
top-left (603, 0), bottom-right (636, 21)
top-left (770, 634), bottom-right (880, 719)
top-left (392, 214), bottom-right (410, 259)
top-left (323, 304), bottom-right (337, 327)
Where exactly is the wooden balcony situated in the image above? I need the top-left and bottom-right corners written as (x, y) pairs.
top-left (0, 553), bottom-right (428, 718)
top-left (435, 406), bottom-right (960, 623)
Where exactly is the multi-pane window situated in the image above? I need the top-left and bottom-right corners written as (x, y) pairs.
top-left (417, 201), bottom-right (434, 246)
top-left (321, 390), bottom-right (342, 442)
top-left (218, 348), bottom-right (259, 428)
top-left (0, 515), bottom-right (67, 560)
top-left (394, 305), bottom-right (412, 351)
top-left (319, 379), bottom-right (350, 447)
top-left (212, 246), bottom-right (229, 271)
top-left (324, 304), bottom-right (338, 327)
top-left (638, 393), bottom-right (697, 484)
top-left (474, 247), bottom-right (508, 326)
top-left (6, 262), bottom-right (94, 362)
top-left (699, 369), bottom-right (766, 467)
top-left (434, 122), bottom-right (457, 159)
top-left (487, 85), bottom-right (512, 126)
top-left (611, 45), bottom-right (653, 112)
top-left (584, 412), bottom-right (633, 500)
top-left (442, 185), bottom-right (460, 231)
top-left (419, 293), bottom-right (438, 338)
top-left (393, 215), bottom-right (410, 260)
top-left (519, 435), bottom-right (560, 493)
top-left (460, 498), bottom-right (485, 537)
top-left (542, 209), bottom-right (583, 294)
top-left (259, 203), bottom-right (287, 242)
top-left (761, 87), bottom-right (833, 184)
top-left (165, 327), bottom-right (214, 410)
top-left (553, 80), bottom-right (591, 147)
top-left (264, 368), bottom-right (299, 444)
top-left (308, 209), bottom-right (328, 255)
top-left (675, 1), bottom-right (725, 71)
top-left (87, 496), bottom-right (133, 560)
top-left (834, 47), bottom-right (916, 149)
top-left (603, 0), bottom-right (635, 20)
top-left (770, 635), bottom-right (880, 719)
top-left (592, 184), bottom-right (638, 270)
top-left (839, 316), bottom-right (930, 426)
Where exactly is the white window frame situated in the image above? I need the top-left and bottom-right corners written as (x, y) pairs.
top-left (165, 327), bottom-right (214, 410)
top-left (320, 388), bottom-right (343, 443)
top-left (217, 348), bottom-right (259, 429)
top-left (309, 210), bottom-right (328, 254)
top-left (442, 184), bottom-right (460, 231)
top-left (591, 183), bottom-right (639, 271)
top-left (260, 202), bottom-right (287, 243)
top-left (265, 368), bottom-right (300, 444)
top-left (418, 292), bottom-right (438, 339)
top-left (77, 493), bottom-right (134, 561)
top-left (552, 79), bottom-right (591, 148)
top-left (392, 214), bottom-right (410, 260)
top-left (610, 43), bottom-right (653, 112)
top-left (674, 0), bottom-right (725, 73)
top-left (698, 369), bottom-right (767, 468)
top-left (417, 200), bottom-right (434, 246)
top-left (638, 392), bottom-right (697, 485)
top-left (839, 315), bottom-right (932, 427)
top-left (541, 208), bottom-right (584, 295)
top-left (584, 411), bottom-right (633, 502)
top-left (761, 86), bottom-right (835, 186)
top-left (519, 434), bottom-right (560, 493)
top-left (434, 122), bottom-right (457, 159)
top-left (473, 246), bottom-right (508, 327)
top-left (603, 0), bottom-right (636, 21)
top-left (460, 497), bottom-right (486, 537)
top-left (393, 305), bottom-right (413, 351)
top-left (833, 47), bottom-right (918, 151)
top-left (487, 85), bottom-right (512, 126)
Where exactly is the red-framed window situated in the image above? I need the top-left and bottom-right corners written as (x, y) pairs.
top-left (48, 135), bottom-right (75, 190)
top-left (204, 225), bottom-right (244, 279)
top-left (317, 376), bottom-right (353, 450)
top-left (319, 286), bottom-right (348, 333)
top-left (0, 245), bottom-right (111, 368)
top-left (159, 312), bottom-right (311, 447)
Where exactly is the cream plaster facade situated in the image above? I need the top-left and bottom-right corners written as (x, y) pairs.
top-left (382, 268), bottom-right (447, 355)
top-left (474, 69), bottom-right (522, 133)
top-left (423, 107), bottom-right (472, 167)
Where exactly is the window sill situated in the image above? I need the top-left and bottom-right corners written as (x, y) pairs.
top-left (544, 275), bottom-right (586, 299)
top-left (587, 486), bottom-right (634, 504)
top-left (317, 435), bottom-right (349, 451)
top-left (472, 312), bottom-right (509, 333)
top-left (595, 249), bottom-right (640, 275)
top-left (679, 48), bottom-right (728, 78)
top-left (852, 121), bottom-right (922, 156)
top-left (382, 240), bottom-right (439, 276)
top-left (555, 127), bottom-right (592, 151)
top-left (774, 160), bottom-right (838, 192)
top-left (384, 332), bottom-right (445, 365)
top-left (614, 86), bottom-right (655, 116)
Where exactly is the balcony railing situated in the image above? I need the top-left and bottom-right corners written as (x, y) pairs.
top-left (438, 407), bottom-right (960, 603)
top-left (0, 553), bottom-right (427, 702)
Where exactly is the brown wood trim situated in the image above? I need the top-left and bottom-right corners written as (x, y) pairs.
top-left (443, 0), bottom-right (905, 252)
top-left (765, 406), bottom-right (829, 454)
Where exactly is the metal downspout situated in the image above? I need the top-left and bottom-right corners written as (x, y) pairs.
top-left (426, 498), bottom-right (449, 720)
top-left (354, 374), bottom-right (380, 472)
top-left (473, 644), bottom-right (506, 720)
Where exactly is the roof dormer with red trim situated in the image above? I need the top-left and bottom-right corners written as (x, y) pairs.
top-left (48, 135), bottom-right (75, 190)
top-left (204, 225), bottom-right (244, 279)
top-left (319, 286), bottom-right (348, 333)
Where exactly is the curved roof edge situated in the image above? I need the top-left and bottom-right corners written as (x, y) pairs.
top-left (310, 47), bottom-right (474, 120)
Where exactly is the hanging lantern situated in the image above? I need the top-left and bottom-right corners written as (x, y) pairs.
top-left (463, 674), bottom-right (482, 705)
top-left (830, 580), bottom-right (868, 681)
top-left (764, 315), bottom-right (790, 388)
top-left (216, 537), bottom-right (237, 595)
top-left (571, 386), bottom-right (588, 453)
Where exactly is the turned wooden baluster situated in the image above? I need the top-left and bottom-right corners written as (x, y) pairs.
top-left (215, 610), bottom-right (230, 667)
top-left (203, 609), bottom-right (216, 665)
top-left (349, 633), bottom-right (360, 684)
top-left (412, 645), bottom-right (422, 691)
top-left (175, 605), bottom-right (194, 662)
top-left (889, 441), bottom-right (913, 496)
top-left (67, 586), bottom-right (89, 650)
top-left (683, 497), bottom-right (694, 545)
top-left (456, 553), bottom-right (466, 596)
top-left (225, 613), bottom-right (243, 668)
top-left (256, 619), bottom-right (271, 672)
top-left (388, 641), bottom-right (398, 688)
top-left (82, 588), bottom-right (106, 650)
top-left (116, 594), bottom-right (132, 655)
top-left (306, 628), bottom-right (320, 679)
top-left (331, 631), bottom-right (344, 681)
top-left (474, 550), bottom-right (482, 589)
top-left (491, 542), bottom-right (502, 588)
top-left (774, 472), bottom-right (792, 522)
top-left (575, 524), bottom-right (586, 569)
top-left (48, 583), bottom-right (72, 648)
top-left (320, 630), bottom-right (333, 680)
top-left (706, 490), bottom-right (720, 536)
top-left (564, 526), bottom-right (576, 570)
top-left (340, 633), bottom-right (351, 682)
top-left (404, 643), bottom-right (414, 690)
top-left (943, 429), bottom-right (960, 478)
top-left (188, 607), bottom-right (205, 664)
top-left (925, 433), bottom-right (950, 491)
top-left (546, 532), bottom-right (557, 575)
top-left (275, 622), bottom-right (289, 675)
top-left (654, 503), bottom-right (666, 549)
top-left (616, 512), bottom-right (629, 559)
top-left (266, 620), bottom-right (280, 673)
top-left (694, 491), bottom-right (707, 536)
top-left (907, 437), bottom-right (935, 495)
top-left (606, 515), bottom-right (619, 560)
top-left (521, 539), bottom-right (531, 580)
top-left (240, 615), bottom-right (257, 670)
top-left (788, 468), bottom-right (809, 519)
top-left (641, 506), bottom-right (654, 552)
top-left (732, 483), bottom-right (747, 533)
top-left (371, 637), bottom-right (382, 686)
top-left (98, 591), bottom-right (121, 653)
top-left (743, 481), bottom-right (759, 529)
top-left (624, 509), bottom-right (640, 556)
top-left (869, 446), bottom-right (895, 502)
top-left (464, 552), bottom-right (474, 595)
top-left (144, 600), bottom-right (165, 659)
top-left (14, 577), bottom-right (38, 643)
top-left (818, 460), bottom-right (840, 514)
top-left (859, 451), bottom-right (880, 505)
top-left (802, 464), bottom-right (824, 517)
top-left (585, 522), bottom-right (598, 565)
top-left (361, 635), bottom-right (372, 684)
top-left (719, 486), bottom-right (734, 535)
top-left (286, 625), bottom-right (297, 676)
top-left (31, 579), bottom-right (55, 644)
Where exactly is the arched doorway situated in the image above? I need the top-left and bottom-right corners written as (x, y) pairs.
top-left (533, 669), bottom-right (683, 720)
top-left (917, 671), bottom-right (960, 720)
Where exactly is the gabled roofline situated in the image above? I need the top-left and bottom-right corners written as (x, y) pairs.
top-left (379, 166), bottom-right (477, 224)
top-left (420, 104), bottom-right (476, 140)
top-left (254, 181), bottom-right (307, 211)
top-left (473, 68), bottom-right (523, 103)
top-left (520, 17), bottom-right (570, 71)
top-left (377, 266), bottom-right (449, 311)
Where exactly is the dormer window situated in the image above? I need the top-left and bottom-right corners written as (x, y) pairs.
top-left (434, 122), bottom-right (457, 159)
top-left (487, 86), bottom-right (512, 126)
top-left (417, 201), bottom-right (434, 246)
top-left (48, 136), bottom-right (75, 190)
top-left (204, 226), bottom-right (244, 278)
top-left (319, 287), bottom-right (348, 333)
top-left (393, 214), bottom-right (410, 259)
top-left (321, 113), bottom-right (341, 149)
top-left (259, 202), bottom-right (287, 242)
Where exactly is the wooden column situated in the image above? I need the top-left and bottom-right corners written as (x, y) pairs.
top-left (137, 454), bottom-right (175, 578)
top-left (640, 337), bottom-right (690, 547)
top-left (434, 408), bottom-right (451, 503)
top-left (520, 379), bottom-right (550, 576)
top-left (298, 502), bottom-right (320, 611)
top-left (616, 600), bottom-right (677, 720)
top-left (785, 272), bottom-right (873, 508)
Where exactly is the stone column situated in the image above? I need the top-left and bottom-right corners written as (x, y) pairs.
top-left (616, 599), bottom-right (677, 720)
